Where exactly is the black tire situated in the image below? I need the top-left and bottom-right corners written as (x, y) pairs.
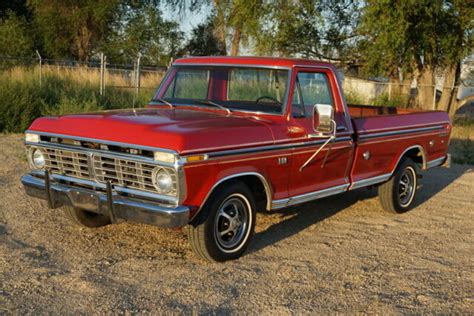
top-left (378, 158), bottom-right (418, 213)
top-left (186, 181), bottom-right (256, 262)
top-left (63, 206), bottom-right (111, 228)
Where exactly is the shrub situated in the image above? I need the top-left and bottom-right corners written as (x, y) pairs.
top-left (0, 66), bottom-right (157, 133)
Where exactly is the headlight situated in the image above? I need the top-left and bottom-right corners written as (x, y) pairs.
top-left (31, 148), bottom-right (46, 169)
top-left (152, 168), bottom-right (174, 194)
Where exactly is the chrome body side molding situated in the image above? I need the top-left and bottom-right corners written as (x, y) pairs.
top-left (271, 184), bottom-right (350, 210)
top-left (427, 155), bottom-right (450, 169)
top-left (349, 173), bottom-right (392, 190)
top-left (191, 136), bottom-right (353, 160)
top-left (357, 125), bottom-right (446, 140)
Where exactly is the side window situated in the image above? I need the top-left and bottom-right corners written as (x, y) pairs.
top-left (297, 72), bottom-right (333, 114)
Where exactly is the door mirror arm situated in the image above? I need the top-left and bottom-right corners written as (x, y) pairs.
top-left (300, 104), bottom-right (337, 171)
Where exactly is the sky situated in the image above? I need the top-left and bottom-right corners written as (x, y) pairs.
top-left (160, 3), bottom-right (210, 38)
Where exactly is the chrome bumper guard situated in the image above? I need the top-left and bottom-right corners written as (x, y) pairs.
top-left (21, 173), bottom-right (190, 228)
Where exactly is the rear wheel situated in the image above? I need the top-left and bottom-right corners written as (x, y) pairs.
top-left (187, 182), bottom-right (256, 262)
top-left (63, 206), bottom-right (111, 228)
top-left (378, 158), bottom-right (418, 213)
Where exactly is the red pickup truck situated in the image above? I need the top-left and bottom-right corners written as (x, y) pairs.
top-left (22, 56), bottom-right (451, 261)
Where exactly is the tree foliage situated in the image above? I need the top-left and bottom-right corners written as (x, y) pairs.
top-left (358, 0), bottom-right (473, 109)
top-left (0, 12), bottom-right (34, 57)
top-left (255, 0), bottom-right (360, 65)
top-left (359, 0), bottom-right (472, 76)
top-left (102, 4), bottom-right (184, 65)
top-left (182, 15), bottom-right (226, 56)
top-left (27, 0), bottom-right (122, 61)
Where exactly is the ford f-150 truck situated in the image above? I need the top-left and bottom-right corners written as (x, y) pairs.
top-left (22, 56), bottom-right (451, 262)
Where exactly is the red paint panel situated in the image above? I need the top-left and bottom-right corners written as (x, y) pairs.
top-left (29, 108), bottom-right (277, 154)
top-left (289, 141), bottom-right (353, 196)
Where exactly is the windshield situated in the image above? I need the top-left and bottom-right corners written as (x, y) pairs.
top-left (154, 66), bottom-right (290, 114)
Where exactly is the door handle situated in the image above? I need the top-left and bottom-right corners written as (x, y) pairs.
top-left (336, 126), bottom-right (347, 132)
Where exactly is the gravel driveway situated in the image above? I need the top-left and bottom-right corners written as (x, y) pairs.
top-left (1, 134), bottom-right (473, 314)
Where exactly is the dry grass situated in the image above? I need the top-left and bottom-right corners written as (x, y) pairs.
top-left (6, 65), bottom-right (164, 89)
top-left (450, 119), bottom-right (474, 165)
top-left (0, 66), bottom-right (163, 133)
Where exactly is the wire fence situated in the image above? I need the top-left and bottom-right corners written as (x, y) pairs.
top-left (0, 54), bottom-right (168, 98)
top-left (1, 54), bottom-right (473, 115)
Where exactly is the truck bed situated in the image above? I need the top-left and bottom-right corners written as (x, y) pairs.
top-left (348, 104), bottom-right (428, 117)
top-left (347, 104), bottom-right (451, 188)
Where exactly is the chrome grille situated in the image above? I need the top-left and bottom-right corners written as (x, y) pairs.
top-left (93, 155), bottom-right (176, 193)
top-left (43, 148), bottom-right (90, 179)
top-left (33, 146), bottom-right (177, 195)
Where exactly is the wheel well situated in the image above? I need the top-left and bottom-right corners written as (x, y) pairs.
top-left (401, 147), bottom-right (425, 169)
top-left (235, 175), bottom-right (268, 211)
top-left (204, 174), bottom-right (270, 212)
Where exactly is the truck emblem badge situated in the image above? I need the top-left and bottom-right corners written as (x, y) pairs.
top-left (278, 157), bottom-right (288, 165)
top-left (363, 151), bottom-right (371, 160)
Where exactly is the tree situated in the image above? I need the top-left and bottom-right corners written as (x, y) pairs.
top-left (358, 0), bottom-right (473, 111)
top-left (166, 0), bottom-right (265, 56)
top-left (182, 15), bottom-right (226, 56)
top-left (255, 0), bottom-right (361, 65)
top-left (0, 0), bottom-right (30, 19)
top-left (0, 12), bottom-right (34, 57)
top-left (28, 0), bottom-right (120, 61)
top-left (102, 4), bottom-right (184, 65)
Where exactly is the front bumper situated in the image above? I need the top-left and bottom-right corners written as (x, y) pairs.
top-left (21, 173), bottom-right (190, 228)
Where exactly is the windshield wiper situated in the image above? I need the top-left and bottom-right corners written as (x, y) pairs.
top-left (194, 99), bottom-right (231, 115)
top-left (154, 97), bottom-right (174, 109)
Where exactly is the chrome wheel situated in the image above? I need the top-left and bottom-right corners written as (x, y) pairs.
top-left (398, 166), bottom-right (416, 207)
top-left (214, 194), bottom-right (250, 252)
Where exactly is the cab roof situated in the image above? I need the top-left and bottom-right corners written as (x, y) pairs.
top-left (173, 56), bottom-right (336, 70)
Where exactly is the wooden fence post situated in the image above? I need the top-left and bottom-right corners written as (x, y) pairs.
top-left (36, 50), bottom-right (42, 87)
top-left (135, 54), bottom-right (141, 98)
top-left (100, 53), bottom-right (106, 96)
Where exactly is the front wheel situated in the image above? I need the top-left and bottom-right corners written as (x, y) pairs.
top-left (187, 182), bottom-right (256, 262)
top-left (378, 158), bottom-right (418, 213)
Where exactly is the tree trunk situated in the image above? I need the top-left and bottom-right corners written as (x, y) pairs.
top-left (213, 0), bottom-right (227, 55)
top-left (75, 25), bottom-right (92, 62)
top-left (415, 66), bottom-right (435, 110)
top-left (447, 64), bottom-right (463, 119)
top-left (438, 64), bottom-right (458, 112)
top-left (230, 24), bottom-right (242, 56)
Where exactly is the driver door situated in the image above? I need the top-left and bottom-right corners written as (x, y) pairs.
top-left (288, 68), bottom-right (354, 199)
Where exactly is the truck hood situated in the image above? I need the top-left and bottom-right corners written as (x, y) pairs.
top-left (28, 108), bottom-right (276, 154)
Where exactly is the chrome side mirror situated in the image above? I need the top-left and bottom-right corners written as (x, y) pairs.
top-left (313, 104), bottom-right (334, 134)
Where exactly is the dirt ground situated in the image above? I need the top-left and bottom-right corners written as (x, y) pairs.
top-left (0, 134), bottom-right (473, 314)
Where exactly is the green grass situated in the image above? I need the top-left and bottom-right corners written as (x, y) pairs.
top-left (0, 67), bottom-right (156, 133)
top-left (345, 91), bottom-right (408, 107)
